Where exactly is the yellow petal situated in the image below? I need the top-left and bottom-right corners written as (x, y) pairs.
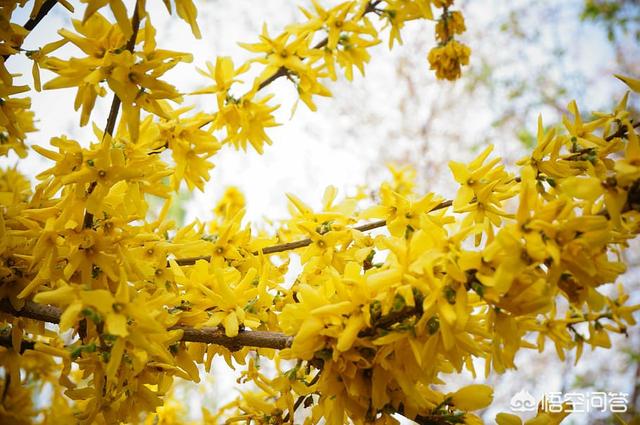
top-left (106, 337), bottom-right (126, 380)
top-left (448, 384), bottom-right (494, 411)
top-left (615, 74), bottom-right (640, 92)
top-left (33, 285), bottom-right (76, 305)
top-left (106, 312), bottom-right (129, 337)
top-left (59, 302), bottom-right (83, 332)
top-left (496, 413), bottom-right (523, 425)
top-left (336, 314), bottom-right (365, 352)
top-left (223, 312), bottom-right (239, 337)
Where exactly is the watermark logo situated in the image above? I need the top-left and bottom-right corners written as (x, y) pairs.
top-left (510, 391), bottom-right (629, 413)
top-left (510, 390), bottom-right (537, 412)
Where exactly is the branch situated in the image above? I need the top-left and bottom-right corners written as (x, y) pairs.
top-left (358, 306), bottom-right (421, 338)
top-left (0, 332), bottom-right (36, 354)
top-left (0, 299), bottom-right (61, 323)
top-left (102, 5), bottom-right (141, 138)
top-left (23, 0), bottom-right (59, 32)
top-left (254, 0), bottom-right (382, 93)
top-left (2, 0), bottom-right (61, 61)
top-left (283, 370), bottom-right (322, 422)
top-left (0, 299), bottom-right (292, 351)
top-left (174, 200), bottom-right (453, 266)
top-left (169, 325), bottom-right (292, 350)
top-left (605, 120), bottom-right (640, 141)
top-left (83, 2), bottom-right (142, 229)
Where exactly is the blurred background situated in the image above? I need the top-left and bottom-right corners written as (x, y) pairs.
top-left (3, 0), bottom-right (640, 423)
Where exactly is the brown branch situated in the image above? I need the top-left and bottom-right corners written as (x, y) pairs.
top-left (0, 299), bottom-right (62, 323)
top-left (257, 67), bottom-right (289, 91)
top-left (174, 199), bottom-right (453, 266)
top-left (358, 306), bottom-right (420, 338)
top-left (605, 120), bottom-right (640, 142)
top-left (255, 0), bottom-right (382, 93)
top-left (83, 2), bottom-right (142, 229)
top-left (24, 0), bottom-right (59, 32)
top-left (0, 299), bottom-right (291, 351)
top-left (0, 333), bottom-right (36, 354)
top-left (283, 370), bottom-right (322, 422)
top-left (169, 325), bottom-right (292, 350)
top-left (2, 0), bottom-right (61, 61)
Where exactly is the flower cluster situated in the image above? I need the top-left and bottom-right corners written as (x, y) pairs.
top-left (0, 1), bottom-right (39, 158)
top-left (270, 85), bottom-right (640, 423)
top-left (428, 0), bottom-right (471, 80)
top-left (0, 1), bottom-right (639, 424)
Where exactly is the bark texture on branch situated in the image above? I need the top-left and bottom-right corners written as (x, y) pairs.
top-left (0, 299), bottom-right (292, 350)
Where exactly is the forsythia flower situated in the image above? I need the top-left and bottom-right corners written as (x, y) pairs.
top-left (428, 39), bottom-right (471, 81)
top-left (42, 15), bottom-right (191, 127)
top-left (435, 10), bottom-right (466, 42)
top-left (0, 84), bottom-right (36, 157)
top-left (448, 384), bottom-right (494, 411)
top-left (433, 0), bottom-right (455, 7)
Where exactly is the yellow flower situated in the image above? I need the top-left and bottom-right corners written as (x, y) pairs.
top-left (157, 105), bottom-right (220, 191)
top-left (213, 186), bottom-right (246, 220)
top-left (194, 56), bottom-right (249, 109)
top-left (447, 384), bottom-right (494, 411)
top-left (382, 0), bottom-right (434, 47)
top-left (615, 73), bottom-right (640, 92)
top-left (81, 0), bottom-right (134, 38)
top-left (427, 39), bottom-right (471, 81)
top-left (43, 14), bottom-right (190, 127)
top-left (0, 83), bottom-right (35, 158)
top-left (239, 24), bottom-right (312, 85)
top-left (174, 0), bottom-right (202, 38)
top-left (214, 93), bottom-right (280, 154)
top-left (435, 10), bottom-right (466, 42)
top-left (449, 145), bottom-right (518, 245)
top-left (496, 412), bottom-right (523, 425)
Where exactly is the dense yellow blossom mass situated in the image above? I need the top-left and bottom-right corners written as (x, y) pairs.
top-left (0, 0), bottom-right (639, 424)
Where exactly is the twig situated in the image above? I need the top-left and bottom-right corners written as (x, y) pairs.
top-left (0, 299), bottom-right (292, 350)
top-left (358, 306), bottom-right (420, 338)
top-left (174, 200), bottom-right (453, 266)
top-left (0, 299), bottom-right (62, 323)
top-left (254, 0), bottom-right (382, 93)
top-left (0, 331), bottom-right (36, 354)
top-left (605, 121), bottom-right (640, 142)
top-left (24, 0), bottom-right (59, 32)
top-left (1, 0), bottom-right (60, 61)
top-left (283, 370), bottom-right (322, 422)
top-left (82, 2), bottom-right (142, 229)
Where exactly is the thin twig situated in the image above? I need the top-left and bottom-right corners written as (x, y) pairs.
top-left (24, 0), bottom-right (59, 31)
top-left (1, 0), bottom-right (60, 61)
top-left (82, 2), bottom-right (142, 229)
top-left (605, 120), bottom-right (640, 142)
top-left (0, 333), bottom-right (36, 354)
top-left (169, 325), bottom-right (292, 350)
top-left (174, 200), bottom-right (453, 266)
top-left (358, 306), bottom-right (420, 338)
top-left (255, 0), bottom-right (382, 93)
top-left (283, 370), bottom-right (322, 422)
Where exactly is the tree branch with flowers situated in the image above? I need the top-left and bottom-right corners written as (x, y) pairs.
top-left (1, 0), bottom-right (640, 424)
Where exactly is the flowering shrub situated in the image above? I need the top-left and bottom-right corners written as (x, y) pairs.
top-left (0, 1), bottom-right (639, 424)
